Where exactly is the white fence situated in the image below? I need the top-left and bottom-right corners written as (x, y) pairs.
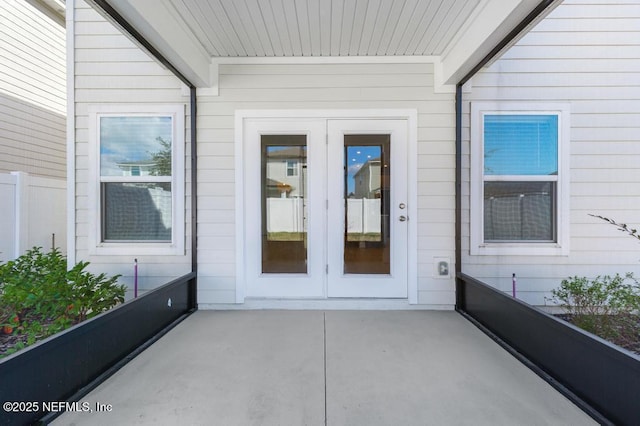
top-left (266, 198), bottom-right (305, 233)
top-left (0, 172), bottom-right (66, 263)
top-left (265, 198), bottom-right (381, 234)
top-left (346, 198), bottom-right (381, 234)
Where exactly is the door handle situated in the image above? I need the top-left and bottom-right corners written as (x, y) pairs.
top-left (399, 216), bottom-right (407, 222)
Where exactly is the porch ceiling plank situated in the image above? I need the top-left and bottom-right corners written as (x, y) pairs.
top-left (270, 0), bottom-right (296, 56)
top-left (338, 0), bottom-right (358, 56)
top-left (375, 0), bottom-right (406, 56)
top-left (365, 0), bottom-right (393, 56)
top-left (356, 0), bottom-right (381, 56)
top-left (294, 0), bottom-right (313, 56)
top-left (218, 0), bottom-right (260, 57)
top-left (330, 0), bottom-right (345, 56)
top-left (282, 0), bottom-right (303, 56)
top-left (206, 0), bottom-right (248, 56)
top-left (257, 0), bottom-right (285, 57)
top-left (235, 0), bottom-right (275, 56)
top-left (385, 0), bottom-right (420, 56)
top-left (347, 0), bottom-right (369, 55)
top-left (317, 0), bottom-right (331, 56)
top-left (402, 0), bottom-right (442, 55)
top-left (306, 0), bottom-right (322, 55)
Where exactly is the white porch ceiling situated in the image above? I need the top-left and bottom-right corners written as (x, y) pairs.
top-left (101, 0), bottom-right (551, 88)
top-left (169, 0), bottom-right (480, 58)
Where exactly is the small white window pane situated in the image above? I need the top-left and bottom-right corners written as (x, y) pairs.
top-left (102, 182), bottom-right (172, 241)
top-left (100, 116), bottom-right (172, 177)
top-left (484, 115), bottom-right (558, 176)
top-left (484, 181), bottom-right (555, 241)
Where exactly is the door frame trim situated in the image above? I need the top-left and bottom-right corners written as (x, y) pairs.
top-left (235, 109), bottom-right (418, 304)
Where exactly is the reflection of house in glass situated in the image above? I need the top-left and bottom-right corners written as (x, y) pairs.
top-left (353, 158), bottom-right (381, 199)
top-left (116, 160), bottom-right (157, 176)
top-left (265, 146), bottom-right (306, 198)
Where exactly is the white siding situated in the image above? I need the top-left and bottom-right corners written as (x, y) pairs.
top-left (462, 0), bottom-right (640, 305)
top-left (0, 0), bottom-right (66, 179)
top-left (197, 62), bottom-right (456, 305)
top-left (73, 1), bottom-right (191, 292)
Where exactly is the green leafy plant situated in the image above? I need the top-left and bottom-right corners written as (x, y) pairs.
top-left (551, 274), bottom-right (640, 348)
top-left (0, 247), bottom-right (125, 356)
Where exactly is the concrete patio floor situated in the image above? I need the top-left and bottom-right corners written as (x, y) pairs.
top-left (54, 311), bottom-right (595, 425)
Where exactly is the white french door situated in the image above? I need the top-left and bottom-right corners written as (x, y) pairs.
top-left (242, 117), bottom-right (408, 299)
top-left (327, 120), bottom-right (408, 298)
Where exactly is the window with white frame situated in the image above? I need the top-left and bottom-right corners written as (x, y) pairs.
top-left (470, 102), bottom-right (570, 256)
top-left (88, 105), bottom-right (185, 255)
top-left (286, 160), bottom-right (298, 176)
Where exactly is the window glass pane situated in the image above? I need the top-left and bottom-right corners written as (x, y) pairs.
top-left (100, 116), bottom-right (172, 177)
top-left (484, 181), bottom-right (555, 241)
top-left (261, 135), bottom-right (307, 273)
top-left (344, 135), bottom-right (390, 274)
top-left (484, 115), bottom-right (558, 176)
top-left (102, 182), bottom-right (172, 241)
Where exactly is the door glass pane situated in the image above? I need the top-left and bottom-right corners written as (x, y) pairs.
top-left (344, 135), bottom-right (390, 274)
top-left (261, 135), bottom-right (307, 273)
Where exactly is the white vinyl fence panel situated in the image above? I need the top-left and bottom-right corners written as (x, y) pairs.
top-left (0, 172), bottom-right (66, 263)
top-left (0, 174), bottom-right (17, 263)
top-left (265, 198), bottom-right (382, 235)
top-left (347, 198), bottom-right (381, 234)
top-left (266, 198), bottom-right (305, 233)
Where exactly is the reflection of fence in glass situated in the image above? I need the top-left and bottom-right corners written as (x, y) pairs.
top-left (484, 190), bottom-right (552, 241)
top-left (266, 198), bottom-right (306, 241)
top-left (103, 183), bottom-right (172, 241)
top-left (264, 198), bottom-right (382, 241)
top-left (347, 199), bottom-right (382, 241)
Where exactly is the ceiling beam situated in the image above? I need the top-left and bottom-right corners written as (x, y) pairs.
top-left (440, 0), bottom-right (544, 85)
top-left (104, 0), bottom-right (211, 87)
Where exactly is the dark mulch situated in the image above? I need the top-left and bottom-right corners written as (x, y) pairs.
top-left (0, 331), bottom-right (29, 358)
top-left (555, 314), bottom-right (640, 355)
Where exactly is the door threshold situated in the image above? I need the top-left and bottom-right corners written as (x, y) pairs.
top-left (199, 299), bottom-right (454, 310)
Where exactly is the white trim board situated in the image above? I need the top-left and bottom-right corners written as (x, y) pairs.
top-left (66, 0), bottom-right (76, 267)
top-left (234, 109), bottom-right (419, 304)
top-left (202, 56), bottom-right (455, 96)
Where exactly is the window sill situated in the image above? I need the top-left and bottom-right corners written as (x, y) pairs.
top-left (471, 243), bottom-right (568, 257)
top-left (90, 242), bottom-right (184, 256)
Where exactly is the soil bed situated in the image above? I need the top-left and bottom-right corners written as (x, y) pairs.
top-left (0, 332), bottom-right (28, 357)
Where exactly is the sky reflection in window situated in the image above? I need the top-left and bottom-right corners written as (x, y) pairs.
top-left (100, 116), bottom-right (172, 176)
top-left (484, 115), bottom-right (558, 176)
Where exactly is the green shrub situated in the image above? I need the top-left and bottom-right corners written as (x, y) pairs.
top-left (551, 274), bottom-right (640, 345)
top-left (0, 247), bottom-right (125, 355)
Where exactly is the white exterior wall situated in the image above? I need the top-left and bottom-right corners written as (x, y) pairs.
top-left (462, 0), bottom-right (640, 305)
top-left (198, 63), bottom-right (456, 305)
top-left (0, 0), bottom-right (66, 179)
top-left (73, 0), bottom-right (191, 292)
